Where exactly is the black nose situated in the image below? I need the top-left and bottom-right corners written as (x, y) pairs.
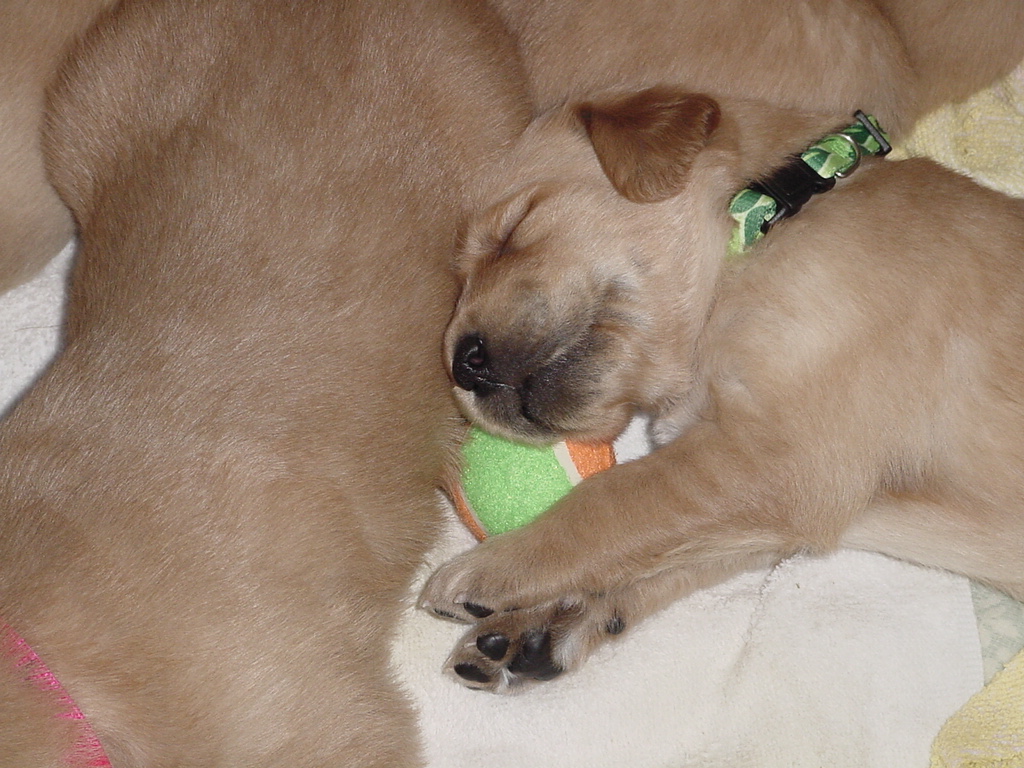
top-left (452, 335), bottom-right (495, 393)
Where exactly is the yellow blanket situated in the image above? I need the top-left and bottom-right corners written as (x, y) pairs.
top-left (891, 66), bottom-right (1024, 197)
top-left (931, 650), bottom-right (1024, 768)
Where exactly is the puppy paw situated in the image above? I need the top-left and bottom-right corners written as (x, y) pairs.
top-left (439, 597), bottom-right (629, 693)
top-left (419, 534), bottom-right (552, 622)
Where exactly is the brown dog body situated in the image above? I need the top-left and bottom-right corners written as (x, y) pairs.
top-left (422, 88), bottom-right (1024, 693)
top-left (493, 0), bottom-right (1024, 136)
top-left (0, 0), bottom-right (525, 763)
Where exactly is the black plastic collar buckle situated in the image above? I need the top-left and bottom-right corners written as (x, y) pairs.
top-left (854, 110), bottom-right (892, 156)
top-left (750, 157), bottom-right (836, 233)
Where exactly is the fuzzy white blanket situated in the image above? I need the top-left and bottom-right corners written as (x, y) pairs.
top-left (395, 463), bottom-right (981, 768)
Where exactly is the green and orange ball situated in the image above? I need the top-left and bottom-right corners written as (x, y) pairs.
top-left (452, 426), bottom-right (616, 540)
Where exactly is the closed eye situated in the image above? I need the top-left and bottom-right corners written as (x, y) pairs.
top-left (495, 226), bottom-right (516, 259)
top-left (489, 192), bottom-right (540, 260)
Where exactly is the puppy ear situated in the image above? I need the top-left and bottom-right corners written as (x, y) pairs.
top-left (577, 88), bottom-right (721, 203)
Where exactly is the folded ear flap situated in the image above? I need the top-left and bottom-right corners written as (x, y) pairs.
top-left (577, 88), bottom-right (721, 204)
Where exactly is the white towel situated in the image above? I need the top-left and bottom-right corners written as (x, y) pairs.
top-left (0, 241), bottom-right (72, 413)
top-left (393, 419), bottom-right (982, 767)
top-left (396, 521), bottom-right (981, 767)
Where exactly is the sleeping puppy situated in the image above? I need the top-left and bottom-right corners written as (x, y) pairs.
top-left (0, 0), bottom-right (525, 763)
top-left (420, 88), bottom-right (1024, 692)
top-left (416, 0), bottom-right (1024, 696)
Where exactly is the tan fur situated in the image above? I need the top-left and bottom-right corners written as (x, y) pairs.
top-left (421, 89), bottom-right (1024, 692)
top-left (0, 0), bottom-right (526, 762)
top-left (0, 0), bottom-right (117, 293)
top-left (491, 0), bottom-right (1024, 135)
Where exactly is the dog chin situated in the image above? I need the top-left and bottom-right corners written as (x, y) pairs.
top-left (454, 386), bottom-right (636, 447)
top-left (452, 388), bottom-right (565, 444)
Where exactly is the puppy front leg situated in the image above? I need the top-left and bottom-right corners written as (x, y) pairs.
top-left (423, 418), bottom-right (853, 617)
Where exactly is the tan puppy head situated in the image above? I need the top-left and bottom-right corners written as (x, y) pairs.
top-left (445, 86), bottom-right (742, 444)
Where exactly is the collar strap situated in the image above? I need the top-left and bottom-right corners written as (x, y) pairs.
top-left (728, 111), bottom-right (890, 256)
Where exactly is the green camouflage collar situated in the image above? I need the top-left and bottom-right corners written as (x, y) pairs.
top-left (728, 111), bottom-right (891, 257)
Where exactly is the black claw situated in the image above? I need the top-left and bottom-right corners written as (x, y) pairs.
top-left (454, 663), bottom-right (492, 684)
top-left (463, 602), bottom-right (494, 619)
top-left (605, 616), bottom-right (626, 635)
top-left (508, 629), bottom-right (563, 681)
top-left (431, 608), bottom-right (459, 621)
top-left (476, 633), bottom-right (510, 661)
